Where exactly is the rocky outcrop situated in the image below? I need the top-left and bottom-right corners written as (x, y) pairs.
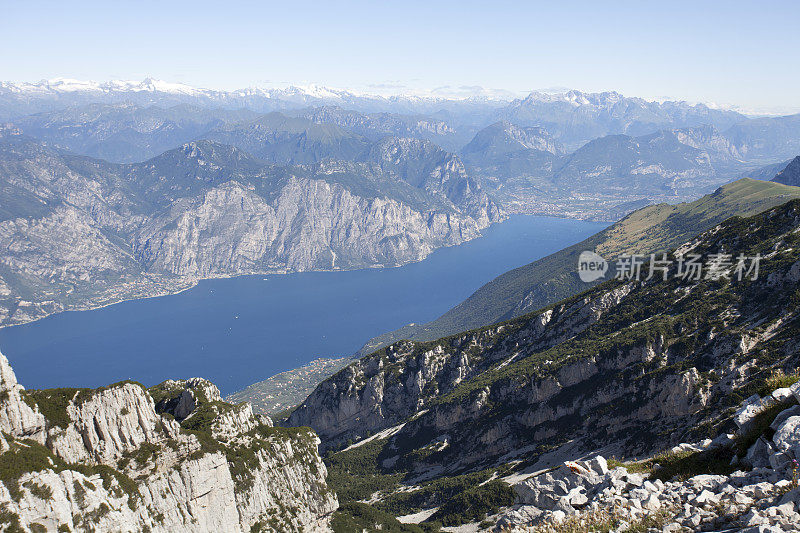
top-left (772, 156), bottom-right (800, 187)
top-left (0, 351), bottom-right (337, 532)
top-left (287, 282), bottom-right (633, 448)
top-left (495, 391), bottom-right (800, 532)
top-left (0, 351), bottom-right (45, 441)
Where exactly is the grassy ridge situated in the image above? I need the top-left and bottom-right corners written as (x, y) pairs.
top-left (360, 179), bottom-right (800, 353)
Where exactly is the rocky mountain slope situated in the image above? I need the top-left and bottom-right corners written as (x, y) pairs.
top-left (772, 156), bottom-right (800, 187)
top-left (0, 132), bottom-right (502, 327)
top-left (461, 123), bottom-right (772, 221)
top-left (496, 90), bottom-right (746, 151)
top-left (8, 103), bottom-right (259, 163)
top-left (0, 351), bottom-right (337, 531)
top-left (287, 198), bottom-right (800, 530)
top-left (724, 113), bottom-right (800, 162)
top-left (358, 177), bottom-right (800, 353)
top-left (461, 121), bottom-right (564, 180)
top-left (294, 106), bottom-right (466, 151)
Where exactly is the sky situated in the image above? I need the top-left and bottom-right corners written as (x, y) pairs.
top-left (1, 0), bottom-right (798, 113)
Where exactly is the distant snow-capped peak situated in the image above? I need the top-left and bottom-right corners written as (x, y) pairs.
top-left (0, 78), bottom-right (523, 104)
top-left (1, 77), bottom-right (205, 96)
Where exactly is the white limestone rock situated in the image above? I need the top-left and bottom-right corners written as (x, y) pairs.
top-left (0, 354), bottom-right (337, 532)
top-left (0, 351), bottom-right (46, 442)
top-left (772, 415), bottom-right (800, 456)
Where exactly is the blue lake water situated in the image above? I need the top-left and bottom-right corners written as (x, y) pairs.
top-left (0, 216), bottom-right (606, 395)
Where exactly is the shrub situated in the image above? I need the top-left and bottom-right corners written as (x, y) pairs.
top-left (428, 480), bottom-right (514, 526)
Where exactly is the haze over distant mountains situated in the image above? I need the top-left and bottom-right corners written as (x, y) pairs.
top-left (6, 76), bottom-right (800, 531)
top-left (3, 78), bottom-right (800, 330)
top-left (5, 79), bottom-right (800, 207)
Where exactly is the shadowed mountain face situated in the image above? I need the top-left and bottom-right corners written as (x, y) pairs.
top-left (0, 133), bottom-right (502, 327)
top-left (9, 103), bottom-right (260, 163)
top-left (771, 156), bottom-right (800, 187)
top-left (460, 121), bottom-right (564, 179)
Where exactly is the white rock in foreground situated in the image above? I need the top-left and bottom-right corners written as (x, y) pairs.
top-left (0, 350), bottom-right (337, 532)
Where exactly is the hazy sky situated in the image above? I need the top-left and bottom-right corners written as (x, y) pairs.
top-left (2, 0), bottom-right (798, 113)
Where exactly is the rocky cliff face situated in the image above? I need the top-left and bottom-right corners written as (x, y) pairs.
top-left (289, 199), bottom-right (800, 483)
top-left (0, 352), bottom-right (337, 532)
top-left (0, 134), bottom-right (502, 326)
top-left (132, 177), bottom-right (487, 276)
top-left (772, 156), bottom-right (800, 187)
top-left (287, 283), bottom-right (633, 449)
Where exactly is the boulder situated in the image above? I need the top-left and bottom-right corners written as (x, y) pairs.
top-left (746, 437), bottom-right (775, 469)
top-left (735, 394), bottom-right (773, 433)
top-left (791, 381), bottom-right (800, 404)
top-left (513, 459), bottom-right (609, 513)
top-left (771, 405), bottom-right (800, 431)
top-left (771, 387), bottom-right (795, 402)
top-left (772, 415), bottom-right (800, 458)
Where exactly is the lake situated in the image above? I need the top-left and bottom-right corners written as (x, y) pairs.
top-left (0, 216), bottom-right (606, 395)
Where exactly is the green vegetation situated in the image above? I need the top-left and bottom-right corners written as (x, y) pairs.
top-left (362, 178), bottom-right (800, 352)
top-left (179, 401), bottom-right (221, 433)
top-left (228, 357), bottom-right (353, 415)
top-left (648, 448), bottom-right (737, 482)
top-left (21, 380), bottom-right (147, 429)
top-left (221, 423), bottom-right (319, 493)
top-left (331, 502), bottom-right (439, 533)
top-left (325, 439), bottom-right (403, 503)
top-left (119, 442), bottom-right (160, 470)
top-left (23, 480), bottom-right (53, 500)
top-left (21, 388), bottom-right (85, 429)
top-left (757, 368), bottom-right (800, 397)
top-left (0, 439), bottom-right (62, 499)
top-left (428, 480), bottom-right (515, 526)
top-left (609, 396), bottom-right (800, 483)
top-left (0, 505), bottom-right (23, 533)
top-left (0, 437), bottom-right (138, 507)
top-left (325, 437), bottom-right (515, 528)
top-left (147, 380), bottom-right (189, 407)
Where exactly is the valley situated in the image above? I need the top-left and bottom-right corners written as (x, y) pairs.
top-left (2, 66), bottom-right (800, 532)
top-left (0, 214), bottom-right (605, 396)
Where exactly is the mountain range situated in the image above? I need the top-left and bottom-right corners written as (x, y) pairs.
top-left (4, 78), bottom-right (800, 531)
top-left (496, 90), bottom-right (747, 150)
top-left (6, 84), bottom-right (800, 227)
top-left (0, 131), bottom-right (501, 327)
